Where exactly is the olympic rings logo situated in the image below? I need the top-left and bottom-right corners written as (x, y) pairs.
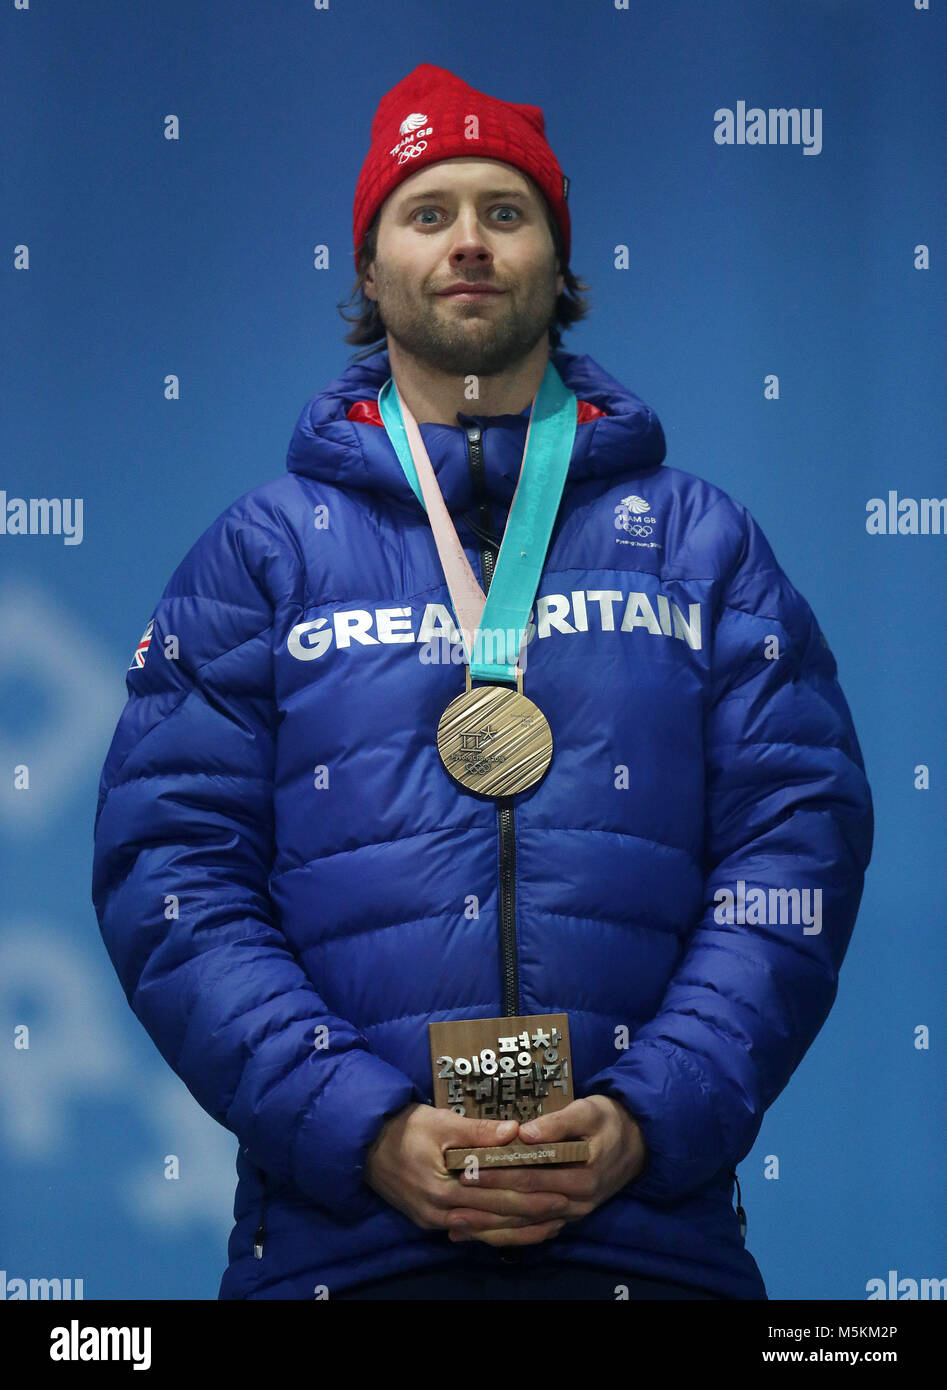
top-left (624, 523), bottom-right (653, 537)
top-left (397, 141), bottom-right (428, 165)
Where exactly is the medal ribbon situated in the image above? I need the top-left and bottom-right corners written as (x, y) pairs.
top-left (378, 360), bottom-right (578, 683)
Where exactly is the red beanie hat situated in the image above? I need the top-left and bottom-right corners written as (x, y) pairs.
top-left (352, 63), bottom-right (570, 266)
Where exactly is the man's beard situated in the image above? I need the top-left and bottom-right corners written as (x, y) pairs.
top-left (371, 263), bottom-right (559, 379)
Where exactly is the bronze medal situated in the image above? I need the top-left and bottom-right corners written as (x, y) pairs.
top-left (378, 364), bottom-right (576, 801)
top-left (437, 666), bottom-right (553, 798)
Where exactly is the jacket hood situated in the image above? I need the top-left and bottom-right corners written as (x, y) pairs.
top-left (286, 346), bottom-right (666, 514)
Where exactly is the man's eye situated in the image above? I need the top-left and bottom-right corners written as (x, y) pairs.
top-left (412, 206), bottom-right (521, 225)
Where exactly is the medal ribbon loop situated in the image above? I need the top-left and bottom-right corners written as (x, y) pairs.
top-left (378, 360), bottom-right (577, 683)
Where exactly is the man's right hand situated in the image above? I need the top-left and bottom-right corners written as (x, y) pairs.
top-left (363, 1102), bottom-right (570, 1245)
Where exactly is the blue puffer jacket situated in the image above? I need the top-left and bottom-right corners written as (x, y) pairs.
top-left (91, 346), bottom-right (873, 1300)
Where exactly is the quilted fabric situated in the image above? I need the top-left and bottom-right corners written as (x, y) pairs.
top-left (91, 346), bottom-right (873, 1299)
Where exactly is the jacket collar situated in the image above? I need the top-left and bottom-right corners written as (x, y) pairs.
top-left (286, 346), bottom-right (666, 514)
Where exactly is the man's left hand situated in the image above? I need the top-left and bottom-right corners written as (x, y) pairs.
top-left (446, 1094), bottom-right (648, 1247)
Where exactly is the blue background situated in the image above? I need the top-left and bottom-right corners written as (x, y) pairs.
top-left (1, 0), bottom-right (943, 1301)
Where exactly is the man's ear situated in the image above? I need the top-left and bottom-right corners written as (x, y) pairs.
top-left (363, 265), bottom-right (377, 302)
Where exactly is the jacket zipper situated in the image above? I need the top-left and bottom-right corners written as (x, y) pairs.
top-left (463, 425), bottom-right (520, 1017)
top-left (253, 1166), bottom-right (267, 1259)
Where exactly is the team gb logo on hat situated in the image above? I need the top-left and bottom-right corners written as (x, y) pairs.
top-left (391, 113), bottom-right (433, 164)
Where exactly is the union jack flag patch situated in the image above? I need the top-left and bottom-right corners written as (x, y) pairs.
top-left (129, 618), bottom-right (154, 670)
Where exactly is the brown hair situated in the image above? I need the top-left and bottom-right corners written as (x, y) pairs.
top-left (338, 194), bottom-right (591, 362)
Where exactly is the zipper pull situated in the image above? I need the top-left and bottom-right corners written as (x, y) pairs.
top-left (254, 1166), bottom-right (268, 1258)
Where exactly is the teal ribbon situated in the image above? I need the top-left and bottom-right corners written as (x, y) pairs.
top-left (378, 360), bottom-right (578, 683)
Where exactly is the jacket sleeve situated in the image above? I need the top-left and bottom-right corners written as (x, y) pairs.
top-left (584, 499), bottom-right (874, 1204)
top-left (91, 506), bottom-right (425, 1222)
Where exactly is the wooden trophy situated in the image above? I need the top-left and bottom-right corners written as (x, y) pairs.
top-left (428, 1013), bottom-right (590, 1170)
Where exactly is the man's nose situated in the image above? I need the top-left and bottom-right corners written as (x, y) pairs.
top-left (449, 210), bottom-right (493, 263)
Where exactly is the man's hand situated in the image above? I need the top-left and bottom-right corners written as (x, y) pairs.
top-left (363, 1102), bottom-right (577, 1244)
top-left (446, 1094), bottom-right (648, 1248)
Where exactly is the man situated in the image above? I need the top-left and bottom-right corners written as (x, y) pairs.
top-left (91, 63), bottom-right (873, 1301)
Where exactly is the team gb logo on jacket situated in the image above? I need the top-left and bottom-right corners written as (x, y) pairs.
top-left (615, 495), bottom-right (662, 549)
